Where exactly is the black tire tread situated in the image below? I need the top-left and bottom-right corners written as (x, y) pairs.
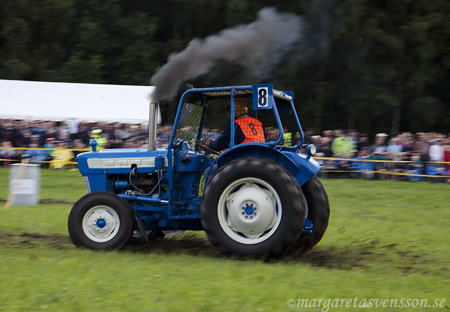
top-left (295, 176), bottom-right (330, 253)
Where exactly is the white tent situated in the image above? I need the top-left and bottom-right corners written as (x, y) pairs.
top-left (0, 79), bottom-right (155, 123)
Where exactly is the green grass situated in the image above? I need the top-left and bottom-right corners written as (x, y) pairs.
top-left (0, 167), bottom-right (449, 311)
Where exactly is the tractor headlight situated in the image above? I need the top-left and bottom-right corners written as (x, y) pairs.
top-left (306, 144), bottom-right (316, 159)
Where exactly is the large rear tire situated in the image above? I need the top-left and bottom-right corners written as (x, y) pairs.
top-left (201, 157), bottom-right (306, 259)
top-left (295, 176), bottom-right (330, 253)
top-left (68, 191), bottom-right (134, 250)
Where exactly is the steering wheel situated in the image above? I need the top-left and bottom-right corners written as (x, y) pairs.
top-left (194, 140), bottom-right (221, 155)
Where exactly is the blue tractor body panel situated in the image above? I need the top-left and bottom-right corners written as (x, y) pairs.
top-left (78, 148), bottom-right (168, 191)
top-left (208, 144), bottom-right (320, 187)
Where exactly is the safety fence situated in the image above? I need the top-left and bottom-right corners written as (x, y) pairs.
top-left (1, 147), bottom-right (449, 183)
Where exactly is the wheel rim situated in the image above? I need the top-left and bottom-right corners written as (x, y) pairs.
top-left (82, 205), bottom-right (121, 243)
top-left (217, 177), bottom-right (282, 244)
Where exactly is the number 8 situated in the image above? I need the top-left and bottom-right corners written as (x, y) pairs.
top-left (258, 88), bottom-right (268, 107)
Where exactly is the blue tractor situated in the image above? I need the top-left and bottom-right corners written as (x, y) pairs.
top-left (68, 83), bottom-right (330, 259)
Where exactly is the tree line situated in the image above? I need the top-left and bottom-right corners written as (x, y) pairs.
top-left (1, 0), bottom-right (449, 137)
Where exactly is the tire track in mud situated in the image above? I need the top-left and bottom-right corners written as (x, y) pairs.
top-left (0, 232), bottom-right (73, 249)
top-left (0, 232), bottom-right (434, 273)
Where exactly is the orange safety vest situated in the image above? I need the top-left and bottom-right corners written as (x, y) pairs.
top-left (235, 117), bottom-right (265, 143)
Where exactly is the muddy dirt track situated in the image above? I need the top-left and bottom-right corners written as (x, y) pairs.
top-left (0, 231), bottom-right (409, 270)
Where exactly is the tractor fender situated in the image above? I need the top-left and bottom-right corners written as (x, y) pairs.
top-left (204, 143), bottom-right (320, 187)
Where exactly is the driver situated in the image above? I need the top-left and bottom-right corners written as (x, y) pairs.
top-left (208, 99), bottom-right (265, 151)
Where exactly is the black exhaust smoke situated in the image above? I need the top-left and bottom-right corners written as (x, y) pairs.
top-left (150, 7), bottom-right (302, 102)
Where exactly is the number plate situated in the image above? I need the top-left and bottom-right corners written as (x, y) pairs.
top-left (252, 84), bottom-right (274, 110)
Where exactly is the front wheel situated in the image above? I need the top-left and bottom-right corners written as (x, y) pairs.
top-left (68, 191), bottom-right (134, 250)
top-left (201, 157), bottom-right (306, 259)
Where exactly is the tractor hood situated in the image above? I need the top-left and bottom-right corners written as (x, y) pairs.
top-left (77, 148), bottom-right (169, 176)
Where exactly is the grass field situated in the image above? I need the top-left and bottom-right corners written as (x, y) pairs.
top-left (0, 167), bottom-right (448, 311)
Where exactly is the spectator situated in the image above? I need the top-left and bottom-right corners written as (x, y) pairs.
top-left (72, 139), bottom-right (87, 168)
top-left (429, 139), bottom-right (445, 162)
top-left (369, 135), bottom-right (388, 177)
top-left (408, 154), bottom-right (424, 182)
top-left (331, 130), bottom-right (353, 157)
top-left (322, 130), bottom-right (334, 141)
top-left (41, 137), bottom-right (56, 168)
top-left (353, 149), bottom-right (374, 180)
top-left (357, 134), bottom-right (369, 153)
top-left (2, 120), bottom-right (14, 143)
top-left (0, 120), bottom-right (5, 141)
top-left (283, 127), bottom-right (293, 146)
top-left (320, 137), bottom-right (333, 157)
top-left (347, 130), bottom-right (358, 154)
top-left (22, 143), bottom-right (47, 164)
top-left (44, 138), bottom-right (56, 155)
top-left (398, 132), bottom-right (414, 154)
top-left (57, 126), bottom-right (72, 146)
top-left (44, 121), bottom-right (59, 141)
top-left (12, 121), bottom-right (28, 147)
top-left (369, 135), bottom-right (388, 159)
top-left (0, 140), bottom-right (18, 167)
top-left (30, 121), bottom-right (47, 147)
top-left (49, 141), bottom-right (74, 170)
top-left (114, 123), bottom-right (128, 142)
top-left (66, 118), bottom-right (80, 141)
top-left (265, 127), bottom-right (279, 142)
top-left (444, 140), bottom-right (450, 174)
top-left (311, 135), bottom-right (323, 154)
top-left (413, 132), bottom-right (430, 163)
top-left (90, 128), bottom-right (107, 150)
top-left (386, 138), bottom-right (403, 154)
top-left (56, 121), bottom-right (70, 140)
top-left (157, 125), bottom-right (171, 148)
top-left (303, 128), bottom-right (314, 145)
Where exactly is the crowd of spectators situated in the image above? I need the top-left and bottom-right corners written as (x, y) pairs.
top-left (0, 118), bottom-right (449, 182)
top-left (0, 119), bottom-right (151, 169)
top-left (298, 129), bottom-right (450, 182)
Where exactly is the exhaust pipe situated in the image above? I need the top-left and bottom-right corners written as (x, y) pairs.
top-left (148, 102), bottom-right (158, 151)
